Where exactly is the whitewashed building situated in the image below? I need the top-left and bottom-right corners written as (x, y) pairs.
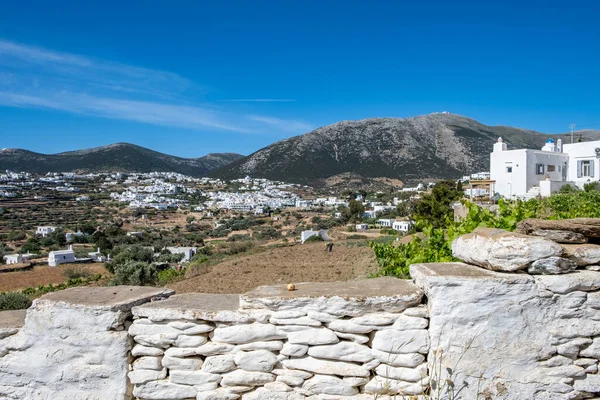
top-left (48, 246), bottom-right (76, 267)
top-left (491, 138), bottom-right (569, 198)
top-left (36, 226), bottom-right (57, 237)
top-left (3, 253), bottom-right (33, 265)
top-left (355, 223), bottom-right (369, 231)
top-left (491, 136), bottom-right (600, 198)
top-left (376, 219), bottom-right (394, 228)
top-left (562, 141), bottom-right (600, 186)
top-left (166, 247), bottom-right (198, 262)
top-left (392, 220), bottom-right (415, 233)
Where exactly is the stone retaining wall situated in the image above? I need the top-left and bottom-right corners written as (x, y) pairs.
top-left (0, 286), bottom-right (173, 400)
top-left (128, 278), bottom-right (427, 399)
top-left (4, 218), bottom-right (600, 399)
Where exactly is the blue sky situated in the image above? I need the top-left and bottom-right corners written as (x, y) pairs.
top-left (1, 0), bottom-right (599, 157)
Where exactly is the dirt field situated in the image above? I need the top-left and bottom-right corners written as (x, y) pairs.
top-left (168, 240), bottom-right (380, 294)
top-left (0, 263), bottom-right (108, 292)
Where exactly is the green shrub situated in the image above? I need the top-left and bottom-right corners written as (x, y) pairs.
top-left (156, 253), bottom-right (185, 263)
top-left (158, 268), bottom-right (184, 284)
top-left (371, 193), bottom-right (600, 279)
top-left (304, 235), bottom-right (324, 243)
top-left (227, 234), bottom-right (251, 242)
top-left (347, 234), bottom-right (367, 240)
top-left (63, 266), bottom-right (92, 280)
top-left (0, 292), bottom-right (32, 311)
top-left (226, 241), bottom-right (255, 255)
top-left (111, 261), bottom-right (158, 286)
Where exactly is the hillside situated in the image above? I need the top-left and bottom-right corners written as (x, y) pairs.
top-left (0, 143), bottom-right (243, 176)
top-left (211, 114), bottom-right (600, 184)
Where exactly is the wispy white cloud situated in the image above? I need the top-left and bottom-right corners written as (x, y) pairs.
top-left (0, 39), bottom-right (312, 136)
top-left (221, 99), bottom-right (297, 103)
top-left (250, 115), bottom-right (313, 134)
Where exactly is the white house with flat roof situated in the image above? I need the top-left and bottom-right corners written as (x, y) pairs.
top-left (36, 226), bottom-right (57, 237)
top-left (48, 245), bottom-right (76, 267)
top-left (3, 253), bottom-right (34, 265)
top-left (393, 220), bottom-right (415, 233)
top-left (562, 141), bottom-right (600, 185)
top-left (491, 137), bottom-right (600, 198)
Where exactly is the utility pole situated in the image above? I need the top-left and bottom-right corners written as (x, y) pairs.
top-left (570, 124), bottom-right (576, 144)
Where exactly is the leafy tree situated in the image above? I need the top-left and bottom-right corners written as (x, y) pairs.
top-left (156, 253), bottom-right (185, 263)
top-left (0, 243), bottom-right (9, 260)
top-left (413, 180), bottom-right (462, 228)
top-left (20, 238), bottom-right (41, 254)
top-left (105, 245), bottom-right (154, 273)
top-left (348, 200), bottom-right (365, 221)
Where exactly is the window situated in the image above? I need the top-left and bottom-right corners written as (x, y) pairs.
top-left (535, 164), bottom-right (545, 175)
top-left (580, 160), bottom-right (594, 177)
top-left (547, 165), bottom-right (556, 172)
top-left (506, 166), bottom-right (512, 173)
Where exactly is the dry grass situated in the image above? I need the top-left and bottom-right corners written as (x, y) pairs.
top-left (0, 263), bottom-right (108, 292)
top-left (168, 240), bottom-right (379, 294)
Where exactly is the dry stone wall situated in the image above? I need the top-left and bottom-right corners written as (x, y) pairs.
top-left (0, 286), bottom-right (173, 400)
top-left (128, 278), bottom-right (428, 400)
top-left (4, 218), bottom-right (600, 399)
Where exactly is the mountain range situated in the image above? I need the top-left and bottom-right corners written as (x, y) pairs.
top-left (211, 113), bottom-right (600, 184)
top-left (0, 143), bottom-right (243, 177)
top-left (4, 114), bottom-right (600, 184)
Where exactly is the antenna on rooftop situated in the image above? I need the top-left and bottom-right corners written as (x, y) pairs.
top-left (570, 124), bottom-right (576, 144)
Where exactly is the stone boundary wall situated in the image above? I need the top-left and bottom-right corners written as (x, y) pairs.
top-left (0, 286), bottom-right (173, 400)
top-left (128, 278), bottom-right (427, 400)
top-left (3, 218), bottom-right (600, 399)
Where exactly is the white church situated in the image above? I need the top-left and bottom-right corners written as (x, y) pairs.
top-left (490, 137), bottom-right (600, 199)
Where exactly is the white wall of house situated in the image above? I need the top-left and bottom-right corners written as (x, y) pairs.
top-left (563, 141), bottom-right (600, 186)
top-left (3, 254), bottom-right (21, 265)
top-left (48, 250), bottom-right (75, 267)
top-left (491, 139), bottom-right (569, 198)
top-left (36, 226), bottom-right (57, 237)
top-left (376, 219), bottom-right (393, 228)
top-left (392, 221), bottom-right (414, 232)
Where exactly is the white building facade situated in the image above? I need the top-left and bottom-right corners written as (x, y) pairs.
top-left (36, 226), bottom-right (57, 237)
top-left (489, 137), bottom-right (600, 198)
top-left (48, 247), bottom-right (76, 267)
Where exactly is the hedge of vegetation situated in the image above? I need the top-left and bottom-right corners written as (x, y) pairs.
top-left (0, 292), bottom-right (32, 311)
top-left (371, 186), bottom-right (600, 279)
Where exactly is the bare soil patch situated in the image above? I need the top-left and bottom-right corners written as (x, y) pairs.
top-left (168, 241), bottom-right (379, 294)
top-left (0, 263), bottom-right (108, 292)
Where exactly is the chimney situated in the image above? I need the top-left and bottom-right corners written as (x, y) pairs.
top-left (493, 137), bottom-right (507, 152)
top-left (69, 244), bottom-right (73, 251)
top-left (557, 138), bottom-right (563, 152)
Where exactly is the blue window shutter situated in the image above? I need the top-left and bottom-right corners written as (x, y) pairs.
top-left (577, 161), bottom-right (582, 178)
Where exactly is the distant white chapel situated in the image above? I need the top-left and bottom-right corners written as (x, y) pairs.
top-left (490, 137), bottom-right (600, 198)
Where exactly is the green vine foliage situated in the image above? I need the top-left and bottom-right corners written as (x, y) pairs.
top-left (371, 192), bottom-right (600, 279)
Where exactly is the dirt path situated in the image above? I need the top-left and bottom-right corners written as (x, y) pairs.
top-left (168, 241), bottom-right (380, 294)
